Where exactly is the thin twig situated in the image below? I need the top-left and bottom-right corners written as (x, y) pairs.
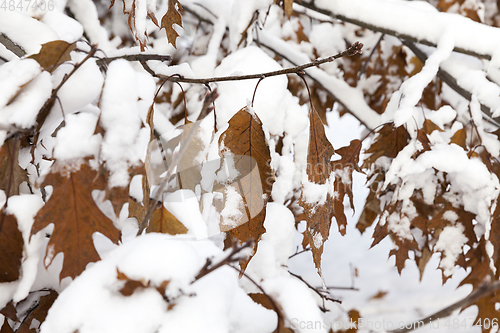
top-left (96, 54), bottom-right (171, 67)
top-left (358, 33), bottom-right (384, 79)
top-left (288, 270), bottom-right (342, 307)
top-left (288, 246), bottom-right (311, 259)
top-left (389, 280), bottom-right (500, 333)
top-left (321, 286), bottom-right (360, 291)
top-left (193, 240), bottom-right (253, 281)
top-left (151, 42), bottom-right (363, 84)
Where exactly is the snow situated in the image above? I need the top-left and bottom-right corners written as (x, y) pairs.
top-left (40, 234), bottom-right (276, 333)
top-left (434, 224), bottom-right (468, 277)
top-left (41, 10), bottom-right (83, 43)
top-left (5, 195), bottom-right (45, 302)
top-left (220, 185), bottom-right (246, 228)
top-left (257, 29), bottom-right (381, 130)
top-left (0, 59), bottom-right (42, 111)
top-left (214, 46), bottom-right (290, 136)
top-left (1, 0), bottom-right (498, 332)
top-left (3, 71), bottom-right (51, 129)
top-left (99, 60), bottom-right (151, 187)
top-left (314, 0), bottom-right (500, 60)
top-left (163, 190), bottom-right (208, 239)
top-left (263, 277), bottom-right (327, 333)
top-left (391, 30), bottom-right (455, 127)
top-left (0, 11), bottom-right (58, 55)
top-left (53, 112), bottom-right (102, 160)
top-left (66, 0), bottom-right (114, 51)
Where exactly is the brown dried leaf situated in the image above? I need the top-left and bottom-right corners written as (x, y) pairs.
top-left (362, 123), bottom-right (410, 169)
top-left (117, 269), bottom-right (170, 298)
top-left (29, 41), bottom-right (75, 72)
top-left (490, 203), bottom-right (500, 277)
top-left (423, 119), bottom-right (444, 134)
top-left (16, 290), bottom-right (58, 333)
top-left (389, 237), bottom-right (415, 274)
top-left (0, 138), bottom-right (28, 198)
top-left (31, 162), bottom-right (121, 280)
top-left (105, 164), bottom-right (146, 216)
top-left (334, 139), bottom-right (363, 209)
top-left (249, 293), bottom-right (295, 333)
top-left (0, 302), bottom-right (16, 320)
top-left (0, 211), bottom-right (23, 282)
top-left (0, 321), bottom-right (14, 333)
top-left (300, 107), bottom-right (335, 274)
top-left (108, 0), bottom-right (159, 50)
top-left (450, 128), bottom-right (467, 150)
top-left (218, 106), bottom-right (273, 270)
top-left (283, 0), bottom-right (293, 17)
top-left (146, 204), bottom-right (188, 235)
top-left (117, 269), bottom-right (148, 296)
top-left (417, 246), bottom-right (432, 281)
top-left (161, 0), bottom-right (183, 48)
top-left (369, 290), bottom-right (388, 300)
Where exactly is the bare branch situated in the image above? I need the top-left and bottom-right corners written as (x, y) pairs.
top-left (152, 42), bottom-right (363, 84)
top-left (288, 270), bottom-right (342, 310)
top-left (193, 240), bottom-right (253, 282)
top-left (96, 54), bottom-right (172, 67)
top-left (0, 33), bottom-right (26, 57)
top-left (389, 281), bottom-right (500, 333)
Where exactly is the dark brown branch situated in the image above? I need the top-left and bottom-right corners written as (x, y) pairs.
top-left (193, 240), bottom-right (253, 282)
top-left (288, 270), bottom-right (342, 309)
top-left (152, 42), bottom-right (363, 84)
top-left (0, 33), bottom-right (26, 57)
top-left (389, 280), bottom-right (500, 333)
top-left (297, 0), bottom-right (492, 60)
top-left (33, 45), bottom-right (98, 144)
top-left (288, 246), bottom-right (311, 259)
top-left (321, 285), bottom-right (360, 291)
top-left (96, 54), bottom-right (171, 67)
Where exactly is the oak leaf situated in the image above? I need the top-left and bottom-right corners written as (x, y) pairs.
top-left (31, 162), bottom-right (121, 280)
top-left (0, 321), bottom-right (14, 333)
top-left (299, 107), bottom-right (336, 274)
top-left (450, 128), bottom-right (467, 150)
top-left (146, 204), bottom-right (188, 235)
top-left (0, 138), bottom-right (28, 198)
top-left (109, 0), bottom-right (159, 50)
top-left (161, 0), bottom-right (183, 48)
top-left (218, 106), bottom-right (273, 271)
top-left (249, 293), bottom-right (295, 333)
top-left (29, 40), bottom-right (75, 72)
top-left (0, 211), bottom-right (23, 282)
top-left (362, 123), bottom-right (410, 168)
top-left (16, 290), bottom-right (58, 333)
top-left (105, 164), bottom-right (146, 216)
top-left (117, 269), bottom-right (170, 297)
top-left (423, 119), bottom-right (443, 134)
top-left (333, 138), bottom-right (362, 211)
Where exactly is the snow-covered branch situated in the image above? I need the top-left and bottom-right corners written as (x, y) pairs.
top-left (298, 0), bottom-right (500, 61)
